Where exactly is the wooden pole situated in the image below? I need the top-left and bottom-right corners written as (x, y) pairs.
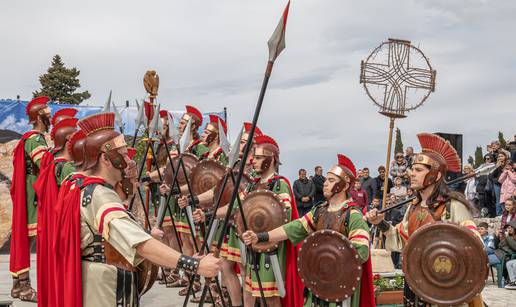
top-left (144, 98), bottom-right (154, 230)
top-left (382, 117), bottom-right (395, 208)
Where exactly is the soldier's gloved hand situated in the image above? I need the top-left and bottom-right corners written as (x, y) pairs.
top-left (242, 231), bottom-right (258, 246)
top-left (193, 209), bottom-right (205, 223)
top-left (160, 183), bottom-right (171, 195)
top-left (197, 253), bottom-right (223, 278)
top-left (125, 160), bottom-right (138, 179)
top-left (141, 176), bottom-right (152, 184)
top-left (365, 208), bottom-right (385, 225)
top-left (178, 196), bottom-right (188, 209)
top-left (151, 227), bottom-right (164, 240)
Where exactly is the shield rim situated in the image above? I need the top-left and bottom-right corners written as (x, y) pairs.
top-left (189, 158), bottom-right (226, 209)
top-left (297, 229), bottom-right (362, 302)
top-left (402, 222), bottom-right (488, 305)
top-left (234, 189), bottom-right (288, 253)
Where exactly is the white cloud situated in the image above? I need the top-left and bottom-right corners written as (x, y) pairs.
top-left (0, 0), bottom-right (514, 179)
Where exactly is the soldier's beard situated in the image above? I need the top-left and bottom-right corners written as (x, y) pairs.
top-left (41, 115), bottom-right (51, 132)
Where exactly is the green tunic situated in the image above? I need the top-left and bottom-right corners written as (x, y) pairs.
top-left (217, 160), bottom-right (258, 262)
top-left (282, 200), bottom-right (371, 307)
top-left (24, 132), bottom-right (48, 235)
top-left (55, 160), bottom-right (75, 187)
top-left (243, 174), bottom-right (294, 298)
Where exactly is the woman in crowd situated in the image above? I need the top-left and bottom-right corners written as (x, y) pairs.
top-left (501, 197), bottom-right (516, 230)
top-left (390, 176), bottom-right (407, 201)
top-left (499, 161), bottom-right (516, 205)
top-left (390, 152), bottom-right (409, 185)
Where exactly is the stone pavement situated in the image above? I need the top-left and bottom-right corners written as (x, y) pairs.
top-left (2, 255), bottom-right (516, 306)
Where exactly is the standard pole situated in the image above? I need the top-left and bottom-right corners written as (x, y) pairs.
top-left (382, 117), bottom-right (395, 208)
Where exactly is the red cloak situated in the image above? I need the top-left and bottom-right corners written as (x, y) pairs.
top-left (55, 176), bottom-right (105, 307)
top-left (278, 176), bottom-right (304, 307)
top-left (9, 131), bottom-right (40, 276)
top-left (33, 152), bottom-right (64, 307)
top-left (346, 202), bottom-right (376, 307)
top-left (51, 173), bottom-right (85, 306)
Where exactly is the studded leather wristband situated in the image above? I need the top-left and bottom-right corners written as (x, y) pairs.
top-left (189, 195), bottom-right (199, 206)
top-left (171, 186), bottom-right (181, 196)
top-left (257, 232), bottom-right (269, 243)
top-left (204, 211), bottom-right (213, 222)
top-left (377, 220), bottom-right (391, 232)
top-left (177, 254), bottom-right (200, 275)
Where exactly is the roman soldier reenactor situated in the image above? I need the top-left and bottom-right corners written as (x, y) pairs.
top-left (366, 133), bottom-right (483, 306)
top-left (10, 96), bottom-right (51, 302)
top-left (177, 114), bottom-right (229, 209)
top-left (153, 109), bottom-right (183, 286)
top-left (173, 105), bottom-right (209, 275)
top-left (239, 122), bottom-right (263, 177)
top-left (242, 154), bottom-right (375, 307)
top-left (52, 112), bottom-right (221, 307)
top-left (33, 115), bottom-right (78, 307)
top-left (190, 121), bottom-right (265, 306)
top-left (236, 135), bottom-right (303, 307)
top-left (174, 114), bottom-right (231, 304)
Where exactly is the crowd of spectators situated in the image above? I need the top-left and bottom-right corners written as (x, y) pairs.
top-left (292, 134), bottom-right (516, 284)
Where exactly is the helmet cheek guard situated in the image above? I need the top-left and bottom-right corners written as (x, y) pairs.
top-left (414, 152), bottom-right (447, 188)
top-left (330, 179), bottom-right (347, 195)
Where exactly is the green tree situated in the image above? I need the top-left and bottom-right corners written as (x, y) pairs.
top-left (33, 55), bottom-right (91, 104)
top-left (474, 146), bottom-right (483, 168)
top-left (498, 131), bottom-right (507, 149)
top-left (467, 156), bottom-right (474, 166)
top-left (394, 127), bottom-right (404, 155)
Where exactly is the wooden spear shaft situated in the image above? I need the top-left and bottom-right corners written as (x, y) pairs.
top-left (382, 117), bottom-right (395, 209)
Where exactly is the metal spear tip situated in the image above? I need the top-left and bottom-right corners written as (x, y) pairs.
top-left (112, 100), bottom-right (124, 134)
top-left (103, 90), bottom-right (112, 112)
top-left (135, 98), bottom-right (145, 130)
top-left (267, 1), bottom-right (290, 62)
top-left (218, 119), bottom-right (230, 157)
top-left (475, 163), bottom-right (497, 176)
top-left (228, 127), bottom-right (243, 168)
top-left (168, 112), bottom-right (180, 145)
top-left (179, 117), bottom-right (192, 153)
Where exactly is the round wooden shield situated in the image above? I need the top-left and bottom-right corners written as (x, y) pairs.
top-left (213, 170), bottom-right (251, 209)
top-left (189, 159), bottom-right (226, 209)
top-left (137, 260), bottom-right (159, 296)
top-left (234, 190), bottom-right (288, 253)
top-left (298, 230), bottom-right (362, 302)
top-left (402, 222), bottom-right (488, 305)
top-left (163, 153), bottom-right (198, 186)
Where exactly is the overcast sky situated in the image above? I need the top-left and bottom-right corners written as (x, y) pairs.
top-left (1, 0), bottom-right (514, 179)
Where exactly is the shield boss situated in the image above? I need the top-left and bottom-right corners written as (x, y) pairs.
top-left (402, 222), bottom-right (488, 305)
top-left (235, 190), bottom-right (288, 253)
top-left (298, 230), bottom-right (362, 302)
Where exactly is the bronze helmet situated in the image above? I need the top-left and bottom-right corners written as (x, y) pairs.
top-left (78, 112), bottom-right (127, 171)
top-left (26, 96), bottom-right (50, 124)
top-left (51, 118), bottom-right (78, 152)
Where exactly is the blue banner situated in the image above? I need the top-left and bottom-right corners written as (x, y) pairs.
top-left (0, 99), bottom-right (225, 136)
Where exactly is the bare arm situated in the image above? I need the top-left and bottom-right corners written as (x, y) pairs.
top-left (197, 189), bottom-right (215, 207)
top-left (241, 225), bottom-right (289, 246)
top-left (268, 226), bottom-right (289, 243)
top-left (136, 238), bottom-right (179, 268)
top-left (148, 167), bottom-right (166, 182)
top-left (136, 238), bottom-right (221, 277)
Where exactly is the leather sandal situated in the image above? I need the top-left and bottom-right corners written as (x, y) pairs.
top-left (11, 277), bottom-right (21, 299)
top-left (19, 278), bottom-right (37, 303)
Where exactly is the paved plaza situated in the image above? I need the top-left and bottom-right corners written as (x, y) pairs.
top-left (1, 255), bottom-right (516, 306)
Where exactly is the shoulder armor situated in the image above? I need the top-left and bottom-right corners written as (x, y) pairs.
top-left (312, 201), bottom-right (329, 224)
top-left (81, 183), bottom-right (97, 207)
